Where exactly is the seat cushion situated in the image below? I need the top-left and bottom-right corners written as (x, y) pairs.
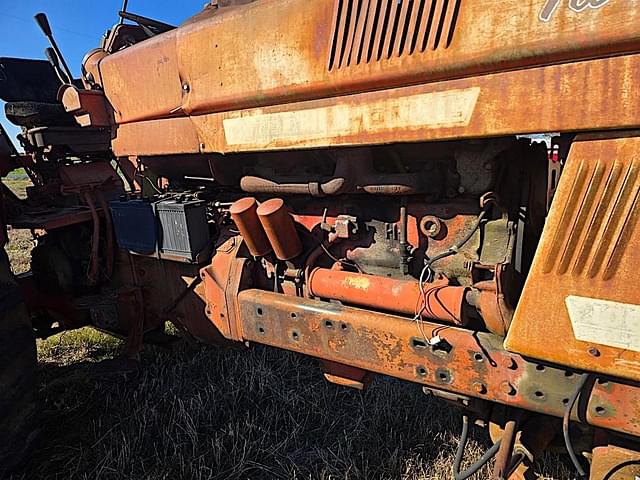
top-left (5, 102), bottom-right (75, 128)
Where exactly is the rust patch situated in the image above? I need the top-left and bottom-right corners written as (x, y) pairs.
top-left (238, 289), bottom-right (640, 438)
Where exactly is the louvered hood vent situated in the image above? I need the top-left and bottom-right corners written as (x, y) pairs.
top-left (329, 0), bottom-right (461, 71)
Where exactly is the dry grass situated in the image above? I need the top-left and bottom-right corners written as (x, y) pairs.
top-left (4, 177), bottom-right (33, 274)
top-left (2, 177), bottom-right (572, 480)
top-left (3, 330), bottom-right (572, 480)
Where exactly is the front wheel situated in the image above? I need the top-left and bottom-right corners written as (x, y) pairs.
top-left (0, 248), bottom-right (38, 475)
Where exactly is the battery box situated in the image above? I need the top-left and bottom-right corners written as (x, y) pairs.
top-left (156, 198), bottom-right (209, 262)
top-left (109, 196), bottom-right (210, 262)
top-left (109, 198), bottom-right (158, 255)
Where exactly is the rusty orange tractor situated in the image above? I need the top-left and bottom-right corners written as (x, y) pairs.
top-left (1, 1), bottom-right (640, 478)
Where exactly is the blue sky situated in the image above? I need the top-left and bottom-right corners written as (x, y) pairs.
top-left (0, 0), bottom-right (206, 145)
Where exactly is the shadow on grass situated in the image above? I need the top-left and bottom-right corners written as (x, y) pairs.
top-left (8, 330), bottom-right (573, 480)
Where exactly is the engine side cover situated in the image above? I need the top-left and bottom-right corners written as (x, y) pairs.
top-left (506, 134), bottom-right (640, 382)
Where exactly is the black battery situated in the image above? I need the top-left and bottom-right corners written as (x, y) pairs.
top-left (155, 197), bottom-right (210, 262)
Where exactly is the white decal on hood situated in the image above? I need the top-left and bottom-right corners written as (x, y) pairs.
top-left (540, 0), bottom-right (611, 22)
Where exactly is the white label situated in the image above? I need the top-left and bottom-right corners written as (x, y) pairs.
top-left (566, 295), bottom-right (640, 352)
top-left (223, 87), bottom-right (480, 148)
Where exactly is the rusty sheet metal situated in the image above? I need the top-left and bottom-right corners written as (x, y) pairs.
top-left (111, 253), bottom-right (225, 344)
top-left (59, 85), bottom-right (111, 128)
top-left (58, 163), bottom-right (122, 191)
top-left (319, 359), bottom-right (373, 390)
top-left (111, 116), bottom-right (201, 157)
top-left (506, 134), bottom-right (640, 383)
top-left (111, 54), bottom-right (640, 156)
top-left (589, 443), bottom-right (640, 480)
top-left (97, 0), bottom-right (640, 125)
top-left (98, 30), bottom-right (183, 125)
top-left (237, 289), bottom-right (640, 438)
top-left (200, 236), bottom-right (248, 341)
top-left (588, 379), bottom-right (640, 437)
top-left (82, 48), bottom-right (108, 89)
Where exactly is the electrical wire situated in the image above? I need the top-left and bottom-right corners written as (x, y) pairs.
top-left (133, 162), bottom-right (163, 194)
top-left (418, 208), bottom-right (489, 299)
top-left (453, 415), bottom-right (502, 480)
top-left (319, 242), bottom-right (364, 273)
top-left (296, 224), bottom-right (364, 273)
top-left (413, 207), bottom-right (490, 342)
top-left (563, 375), bottom-right (590, 479)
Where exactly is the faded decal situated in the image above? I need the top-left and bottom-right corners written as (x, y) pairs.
top-left (566, 295), bottom-right (640, 352)
top-left (223, 87), bottom-right (480, 149)
top-left (540, 0), bottom-right (611, 22)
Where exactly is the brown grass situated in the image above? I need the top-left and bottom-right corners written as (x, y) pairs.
top-left (5, 178), bottom-right (33, 274)
top-left (3, 178), bottom-right (572, 480)
top-left (3, 330), bottom-right (572, 480)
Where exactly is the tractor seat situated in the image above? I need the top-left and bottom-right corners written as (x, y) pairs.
top-left (0, 57), bottom-right (61, 103)
top-left (4, 101), bottom-right (75, 128)
top-left (0, 57), bottom-right (76, 128)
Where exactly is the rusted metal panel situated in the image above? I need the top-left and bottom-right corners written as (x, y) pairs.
top-left (99, 29), bottom-right (183, 125)
top-left (589, 443), bottom-right (640, 480)
top-left (319, 359), bottom-right (373, 390)
top-left (107, 252), bottom-right (222, 344)
top-left (110, 117), bottom-right (201, 157)
top-left (237, 289), bottom-right (640, 438)
top-left (98, 0), bottom-right (640, 125)
top-left (111, 54), bottom-right (640, 156)
top-left (58, 163), bottom-right (122, 191)
top-left (59, 85), bottom-right (111, 128)
top-left (588, 379), bottom-right (640, 437)
top-left (203, 55), bottom-right (640, 152)
top-left (200, 236), bottom-right (249, 341)
top-left (507, 135), bottom-right (640, 383)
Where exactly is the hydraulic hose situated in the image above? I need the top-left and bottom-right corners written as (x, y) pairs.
top-left (563, 375), bottom-right (590, 479)
top-left (453, 415), bottom-right (502, 480)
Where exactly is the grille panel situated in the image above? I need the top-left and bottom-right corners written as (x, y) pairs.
top-left (329, 0), bottom-right (461, 70)
top-left (542, 157), bottom-right (640, 280)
